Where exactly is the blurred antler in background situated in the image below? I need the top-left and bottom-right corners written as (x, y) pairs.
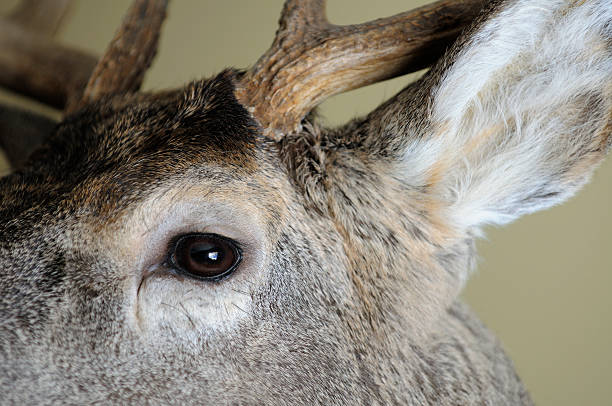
top-left (0, 0), bottom-right (97, 109)
top-left (0, 0), bottom-right (93, 167)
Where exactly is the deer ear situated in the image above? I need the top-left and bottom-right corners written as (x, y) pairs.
top-left (403, 0), bottom-right (611, 233)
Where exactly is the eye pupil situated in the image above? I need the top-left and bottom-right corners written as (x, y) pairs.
top-left (171, 234), bottom-right (241, 280)
top-left (189, 242), bottom-right (223, 264)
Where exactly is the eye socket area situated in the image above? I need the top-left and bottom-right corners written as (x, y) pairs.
top-left (169, 233), bottom-right (242, 281)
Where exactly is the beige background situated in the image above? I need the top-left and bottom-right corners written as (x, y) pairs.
top-left (1, 1), bottom-right (610, 404)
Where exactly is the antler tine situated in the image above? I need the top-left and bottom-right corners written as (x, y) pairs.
top-left (0, 0), bottom-right (97, 109)
top-left (237, 0), bottom-right (487, 140)
top-left (277, 0), bottom-right (329, 33)
top-left (69, 0), bottom-right (169, 113)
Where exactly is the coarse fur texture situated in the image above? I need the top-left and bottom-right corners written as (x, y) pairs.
top-left (0, 0), bottom-right (610, 404)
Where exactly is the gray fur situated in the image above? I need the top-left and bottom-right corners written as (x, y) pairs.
top-left (0, 0), bottom-right (610, 404)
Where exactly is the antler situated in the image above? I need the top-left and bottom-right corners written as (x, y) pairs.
top-left (9, 0), bottom-right (71, 36)
top-left (68, 0), bottom-right (169, 112)
top-left (236, 0), bottom-right (487, 140)
top-left (0, 0), bottom-right (168, 113)
top-left (0, 0), bottom-right (481, 135)
top-left (0, 0), bottom-right (97, 109)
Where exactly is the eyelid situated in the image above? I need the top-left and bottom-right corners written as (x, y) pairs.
top-left (129, 197), bottom-right (267, 284)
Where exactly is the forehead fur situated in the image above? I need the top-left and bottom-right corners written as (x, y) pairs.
top-left (0, 70), bottom-right (260, 229)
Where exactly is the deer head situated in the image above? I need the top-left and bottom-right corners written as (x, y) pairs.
top-left (0, 0), bottom-right (610, 404)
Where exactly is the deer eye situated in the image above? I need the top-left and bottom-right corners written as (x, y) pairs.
top-left (170, 233), bottom-right (242, 281)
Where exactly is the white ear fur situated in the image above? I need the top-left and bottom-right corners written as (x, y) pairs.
top-left (406, 0), bottom-right (611, 232)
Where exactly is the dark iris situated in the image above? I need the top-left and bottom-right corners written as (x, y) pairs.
top-left (170, 233), bottom-right (241, 281)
